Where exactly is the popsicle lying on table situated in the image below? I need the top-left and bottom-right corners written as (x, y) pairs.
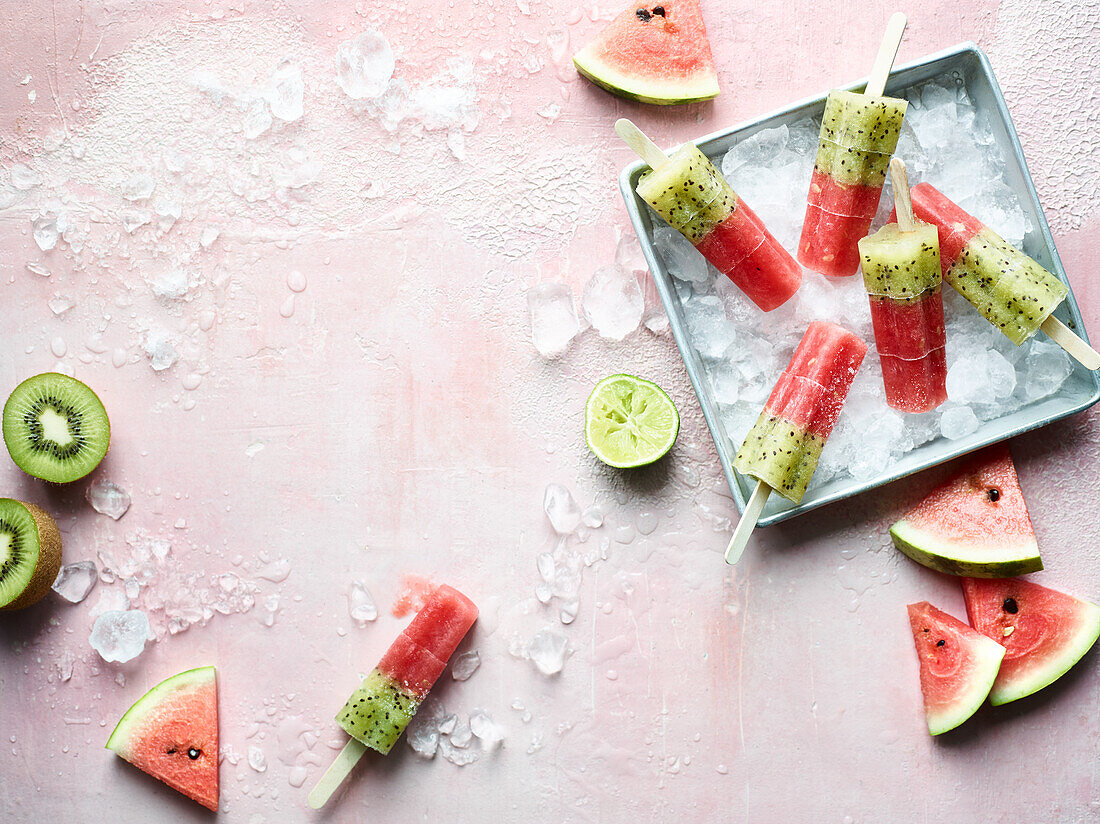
top-left (634, 142), bottom-right (802, 312)
top-left (798, 13), bottom-right (909, 277)
top-left (725, 321), bottom-right (868, 564)
top-left (858, 160), bottom-right (947, 413)
top-left (309, 584), bottom-right (478, 808)
top-left (901, 182), bottom-right (1099, 368)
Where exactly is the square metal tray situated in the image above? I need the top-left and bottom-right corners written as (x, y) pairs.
top-left (619, 42), bottom-right (1100, 527)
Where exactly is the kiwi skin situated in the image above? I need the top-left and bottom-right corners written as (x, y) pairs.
top-left (1, 501), bottom-right (63, 611)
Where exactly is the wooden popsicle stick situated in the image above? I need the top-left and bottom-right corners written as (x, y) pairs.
top-left (864, 12), bottom-right (907, 98)
top-left (725, 480), bottom-right (772, 565)
top-left (889, 158), bottom-right (916, 232)
top-left (308, 737), bottom-right (368, 810)
top-left (614, 118), bottom-right (670, 169)
top-left (1040, 315), bottom-right (1100, 370)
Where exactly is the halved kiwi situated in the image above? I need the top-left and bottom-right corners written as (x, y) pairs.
top-left (2, 373), bottom-right (110, 483)
top-left (0, 498), bottom-right (63, 610)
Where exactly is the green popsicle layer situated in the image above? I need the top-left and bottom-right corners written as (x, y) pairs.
top-left (859, 223), bottom-right (941, 298)
top-left (815, 89), bottom-right (908, 185)
top-left (734, 413), bottom-right (826, 504)
top-left (637, 144), bottom-right (737, 244)
top-left (335, 669), bottom-right (419, 755)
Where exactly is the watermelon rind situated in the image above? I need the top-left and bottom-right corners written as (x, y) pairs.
top-left (573, 45), bottom-right (719, 105)
top-left (989, 599), bottom-right (1100, 707)
top-left (106, 666), bottom-right (216, 756)
top-left (926, 637), bottom-right (1004, 735)
top-left (890, 519), bottom-right (1043, 578)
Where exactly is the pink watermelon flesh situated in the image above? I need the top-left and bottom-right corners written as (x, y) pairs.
top-left (106, 666), bottom-right (219, 812)
top-left (962, 577), bottom-right (1100, 705)
top-left (572, 0), bottom-right (719, 105)
top-left (400, 584), bottom-right (479, 661)
top-left (890, 444), bottom-right (1042, 577)
top-left (907, 602), bottom-right (1005, 735)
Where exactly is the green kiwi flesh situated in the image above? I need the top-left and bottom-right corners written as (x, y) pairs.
top-left (0, 499), bottom-right (63, 610)
top-left (3, 373), bottom-right (111, 483)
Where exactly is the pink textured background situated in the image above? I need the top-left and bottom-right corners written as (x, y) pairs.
top-left (2, 1), bottom-right (1099, 821)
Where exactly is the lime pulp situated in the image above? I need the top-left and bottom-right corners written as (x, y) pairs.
top-left (585, 374), bottom-right (679, 468)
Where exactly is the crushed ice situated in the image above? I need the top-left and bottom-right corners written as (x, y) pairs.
top-left (86, 480), bottom-right (131, 520)
top-left (89, 609), bottom-right (150, 663)
top-left (52, 561), bottom-right (98, 603)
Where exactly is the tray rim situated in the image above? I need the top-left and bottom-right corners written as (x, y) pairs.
top-left (618, 41), bottom-right (1100, 527)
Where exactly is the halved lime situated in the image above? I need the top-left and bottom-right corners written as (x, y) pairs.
top-left (585, 374), bottom-right (679, 468)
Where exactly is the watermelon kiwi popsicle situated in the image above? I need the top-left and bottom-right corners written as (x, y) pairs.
top-left (308, 584), bottom-right (478, 809)
top-left (617, 119), bottom-right (802, 312)
top-left (857, 159), bottom-right (947, 413)
top-left (725, 321), bottom-right (867, 563)
top-left (899, 182), bottom-right (1100, 368)
top-left (798, 13), bottom-right (908, 277)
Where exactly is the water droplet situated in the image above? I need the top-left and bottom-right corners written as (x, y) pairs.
top-left (50, 337), bottom-right (67, 358)
top-left (279, 295), bottom-right (295, 318)
top-left (286, 270), bottom-right (307, 293)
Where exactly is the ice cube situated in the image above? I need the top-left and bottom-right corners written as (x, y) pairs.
top-left (559, 598), bottom-right (579, 624)
top-left (652, 225), bottom-right (708, 284)
top-left (89, 609), bottom-right (150, 663)
top-left (615, 232), bottom-right (649, 277)
top-left (242, 98), bottom-right (272, 139)
top-left (248, 745), bottom-right (267, 772)
top-left (543, 483), bottom-right (581, 534)
top-left (449, 716), bottom-right (473, 748)
top-left (56, 649), bottom-right (75, 682)
top-left (581, 505), bottom-right (603, 528)
top-left (335, 30), bottom-right (395, 100)
top-left (10, 163), bottom-right (42, 190)
top-left (439, 736), bottom-right (479, 766)
top-left (143, 326), bottom-right (178, 371)
top-left (52, 560), bottom-right (98, 603)
top-left (48, 294), bottom-right (75, 315)
top-left (438, 714), bottom-right (457, 735)
top-left (684, 295), bottom-right (736, 360)
top-left (86, 480), bottom-right (131, 520)
top-left (528, 627), bottom-right (568, 675)
top-left (121, 210), bottom-right (151, 234)
top-left (347, 580), bottom-right (377, 625)
top-left (527, 283), bottom-right (581, 358)
top-left (148, 267), bottom-right (190, 300)
top-left (939, 405), bottom-right (979, 440)
top-left (451, 649), bottom-right (480, 681)
top-left (582, 264), bottom-right (643, 340)
top-left (266, 60), bottom-right (304, 122)
top-left (122, 173), bottom-right (155, 201)
top-left (406, 696), bottom-right (444, 758)
top-left (708, 362), bottom-right (740, 405)
top-left (946, 350), bottom-right (1015, 403)
top-left (469, 709), bottom-right (505, 748)
top-left (1021, 339), bottom-right (1073, 401)
top-left (32, 215), bottom-right (58, 250)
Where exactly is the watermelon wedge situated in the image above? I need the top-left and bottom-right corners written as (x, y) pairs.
top-left (572, 0), bottom-right (719, 105)
top-left (962, 577), bottom-right (1100, 705)
top-left (890, 445), bottom-right (1042, 577)
top-left (907, 602), bottom-right (1004, 735)
top-left (106, 666), bottom-right (219, 812)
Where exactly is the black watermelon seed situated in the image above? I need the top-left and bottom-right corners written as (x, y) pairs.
top-left (987, 488), bottom-right (1001, 502)
top-left (1003, 598), bottom-right (1018, 614)
top-left (635, 8), bottom-right (651, 20)
top-left (188, 748), bottom-right (201, 760)
top-left (936, 639), bottom-right (945, 647)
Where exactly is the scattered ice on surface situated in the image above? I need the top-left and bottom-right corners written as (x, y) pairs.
top-left (438, 714), bottom-right (457, 735)
top-left (48, 294), bottom-right (74, 315)
top-left (248, 745), bottom-right (267, 772)
top-left (439, 736), bottom-right (479, 766)
top-left (265, 60), bottom-right (304, 122)
top-left (52, 561), bottom-right (98, 603)
top-left (582, 506), bottom-right (603, 528)
top-left (527, 283), bottom-right (582, 358)
top-left (406, 696), bottom-right (444, 758)
top-left (89, 609), bottom-right (150, 663)
top-left (469, 709), bottom-right (505, 748)
top-left (121, 210), bottom-right (152, 233)
top-left (242, 98), bottom-right (273, 139)
top-left (652, 225), bottom-right (708, 285)
top-left (347, 580), bottom-right (378, 625)
top-left (582, 264), bottom-right (643, 340)
top-left (56, 650), bottom-right (75, 682)
top-left (335, 30), bottom-right (395, 99)
top-left (86, 480), bottom-right (131, 520)
top-left (537, 553), bottom-right (555, 582)
top-left (32, 214), bottom-right (58, 250)
top-left (148, 267), bottom-right (190, 300)
top-left (143, 326), bottom-right (178, 371)
top-left (527, 628), bottom-right (568, 675)
top-left (449, 716), bottom-right (473, 748)
top-left (559, 598), bottom-right (579, 624)
top-left (199, 225), bottom-right (221, 248)
top-left (451, 649), bottom-right (481, 681)
top-left (154, 199), bottom-right (181, 231)
top-left (544, 483), bottom-right (581, 534)
top-left (10, 163), bottom-right (42, 190)
top-left (122, 173), bottom-right (155, 202)
top-left (669, 74), bottom-right (1079, 493)
top-left (940, 405), bottom-right (980, 440)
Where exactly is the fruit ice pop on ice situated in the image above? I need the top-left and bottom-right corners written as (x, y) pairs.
top-left (309, 584), bottom-right (477, 809)
top-left (903, 182), bottom-right (1069, 346)
top-left (859, 223), bottom-right (948, 413)
top-left (734, 321), bottom-right (867, 503)
top-left (798, 89), bottom-right (908, 277)
top-left (636, 143), bottom-right (802, 311)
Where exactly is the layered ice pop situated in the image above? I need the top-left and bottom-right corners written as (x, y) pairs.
top-left (309, 584), bottom-right (478, 808)
top-left (733, 321), bottom-right (868, 504)
top-left (798, 89), bottom-right (908, 277)
top-left (902, 182), bottom-right (1068, 346)
top-left (636, 143), bottom-right (802, 311)
top-left (858, 162), bottom-right (947, 413)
